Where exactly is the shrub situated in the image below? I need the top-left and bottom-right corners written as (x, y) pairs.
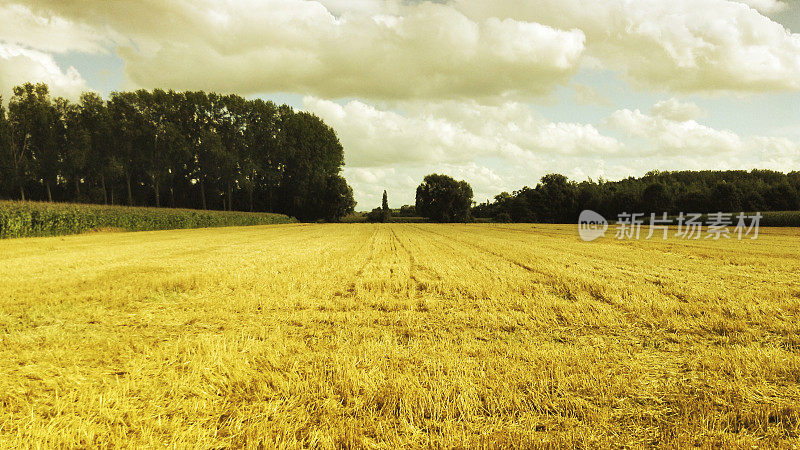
top-left (494, 212), bottom-right (512, 223)
top-left (365, 207), bottom-right (384, 223)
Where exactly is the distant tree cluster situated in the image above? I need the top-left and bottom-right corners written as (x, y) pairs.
top-left (0, 83), bottom-right (356, 221)
top-left (474, 170), bottom-right (800, 223)
top-left (366, 190), bottom-right (392, 223)
top-left (416, 174), bottom-right (473, 222)
top-left (396, 205), bottom-right (416, 217)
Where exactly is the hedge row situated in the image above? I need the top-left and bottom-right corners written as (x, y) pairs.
top-left (0, 201), bottom-right (295, 239)
top-left (757, 211), bottom-right (800, 227)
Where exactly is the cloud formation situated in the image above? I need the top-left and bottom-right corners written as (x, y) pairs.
top-left (735, 0), bottom-right (789, 14)
top-left (0, 4), bottom-right (113, 54)
top-left (0, 43), bottom-right (87, 100)
top-left (305, 97), bottom-right (630, 205)
top-left (5, 0), bottom-right (799, 98)
top-left (119, 3), bottom-right (587, 99)
top-left (607, 105), bottom-right (800, 161)
top-left (304, 97), bottom-right (624, 168)
top-left (312, 96), bottom-right (799, 206)
top-left (457, 0), bottom-right (800, 93)
top-left (650, 98), bottom-right (705, 122)
top-left (6, 0), bottom-right (585, 99)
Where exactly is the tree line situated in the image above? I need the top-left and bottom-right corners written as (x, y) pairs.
top-left (0, 83), bottom-right (356, 221)
top-left (474, 170), bottom-right (800, 223)
top-left (388, 170), bottom-right (799, 225)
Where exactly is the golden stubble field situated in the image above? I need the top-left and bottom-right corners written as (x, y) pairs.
top-left (0, 223), bottom-right (799, 448)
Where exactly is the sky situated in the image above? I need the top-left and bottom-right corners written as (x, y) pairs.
top-left (1, 0), bottom-right (799, 209)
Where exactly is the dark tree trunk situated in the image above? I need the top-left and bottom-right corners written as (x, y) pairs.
top-left (74, 178), bottom-right (81, 198)
top-left (110, 187), bottom-right (115, 205)
top-left (153, 177), bottom-right (160, 207)
top-left (200, 179), bottom-right (207, 210)
top-left (126, 173), bottom-right (133, 206)
top-left (101, 175), bottom-right (108, 205)
top-left (249, 170), bottom-right (256, 212)
top-left (227, 181), bottom-right (232, 211)
top-left (16, 136), bottom-right (27, 202)
top-left (170, 186), bottom-right (175, 208)
top-left (46, 181), bottom-right (53, 202)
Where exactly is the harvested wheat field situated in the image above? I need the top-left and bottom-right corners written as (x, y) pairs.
top-left (1, 223), bottom-right (799, 448)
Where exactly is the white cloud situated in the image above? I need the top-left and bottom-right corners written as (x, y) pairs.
top-left (318, 96), bottom-right (799, 208)
top-left (650, 98), bottom-right (705, 121)
top-left (305, 96), bottom-right (632, 206)
top-left (607, 108), bottom-right (742, 155)
top-left (0, 4), bottom-right (114, 54)
top-left (303, 98), bottom-right (490, 167)
top-left (316, 0), bottom-right (401, 17)
top-left (734, 0), bottom-right (788, 15)
top-left (1, 0), bottom-right (797, 208)
top-left (4, 0), bottom-right (799, 97)
top-left (304, 97), bottom-right (624, 169)
top-left (606, 104), bottom-right (800, 161)
top-left (9, 0), bottom-right (584, 100)
top-left (456, 0), bottom-right (800, 93)
top-left (0, 43), bottom-right (88, 100)
top-left (2, 0), bottom-right (799, 98)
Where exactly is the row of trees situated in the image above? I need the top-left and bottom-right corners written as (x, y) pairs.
top-left (0, 83), bottom-right (356, 221)
top-left (361, 168), bottom-right (799, 224)
top-left (474, 170), bottom-right (800, 223)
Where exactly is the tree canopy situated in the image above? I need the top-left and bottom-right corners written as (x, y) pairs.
top-left (0, 83), bottom-right (355, 221)
top-left (415, 174), bottom-right (473, 223)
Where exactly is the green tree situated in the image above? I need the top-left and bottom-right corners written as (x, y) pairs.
top-left (277, 109), bottom-right (346, 220)
top-left (79, 92), bottom-right (115, 204)
top-left (242, 98), bottom-right (279, 212)
top-left (711, 182), bottom-right (742, 212)
top-left (8, 83), bottom-right (61, 201)
top-left (641, 183), bottom-right (671, 213)
top-left (173, 91), bottom-right (208, 209)
top-left (366, 207), bottom-right (384, 222)
top-left (56, 98), bottom-right (90, 199)
top-left (398, 205), bottom-right (416, 217)
top-left (134, 89), bottom-right (187, 208)
top-left (535, 173), bottom-right (575, 223)
top-left (381, 190), bottom-right (390, 222)
top-left (766, 183), bottom-right (799, 211)
top-left (0, 82), bottom-right (355, 220)
top-left (0, 97), bottom-right (13, 198)
top-left (789, 172), bottom-right (800, 208)
top-left (211, 93), bottom-right (248, 211)
top-left (415, 174), bottom-right (473, 223)
top-left (108, 91), bottom-right (144, 205)
top-left (323, 175), bottom-right (356, 221)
